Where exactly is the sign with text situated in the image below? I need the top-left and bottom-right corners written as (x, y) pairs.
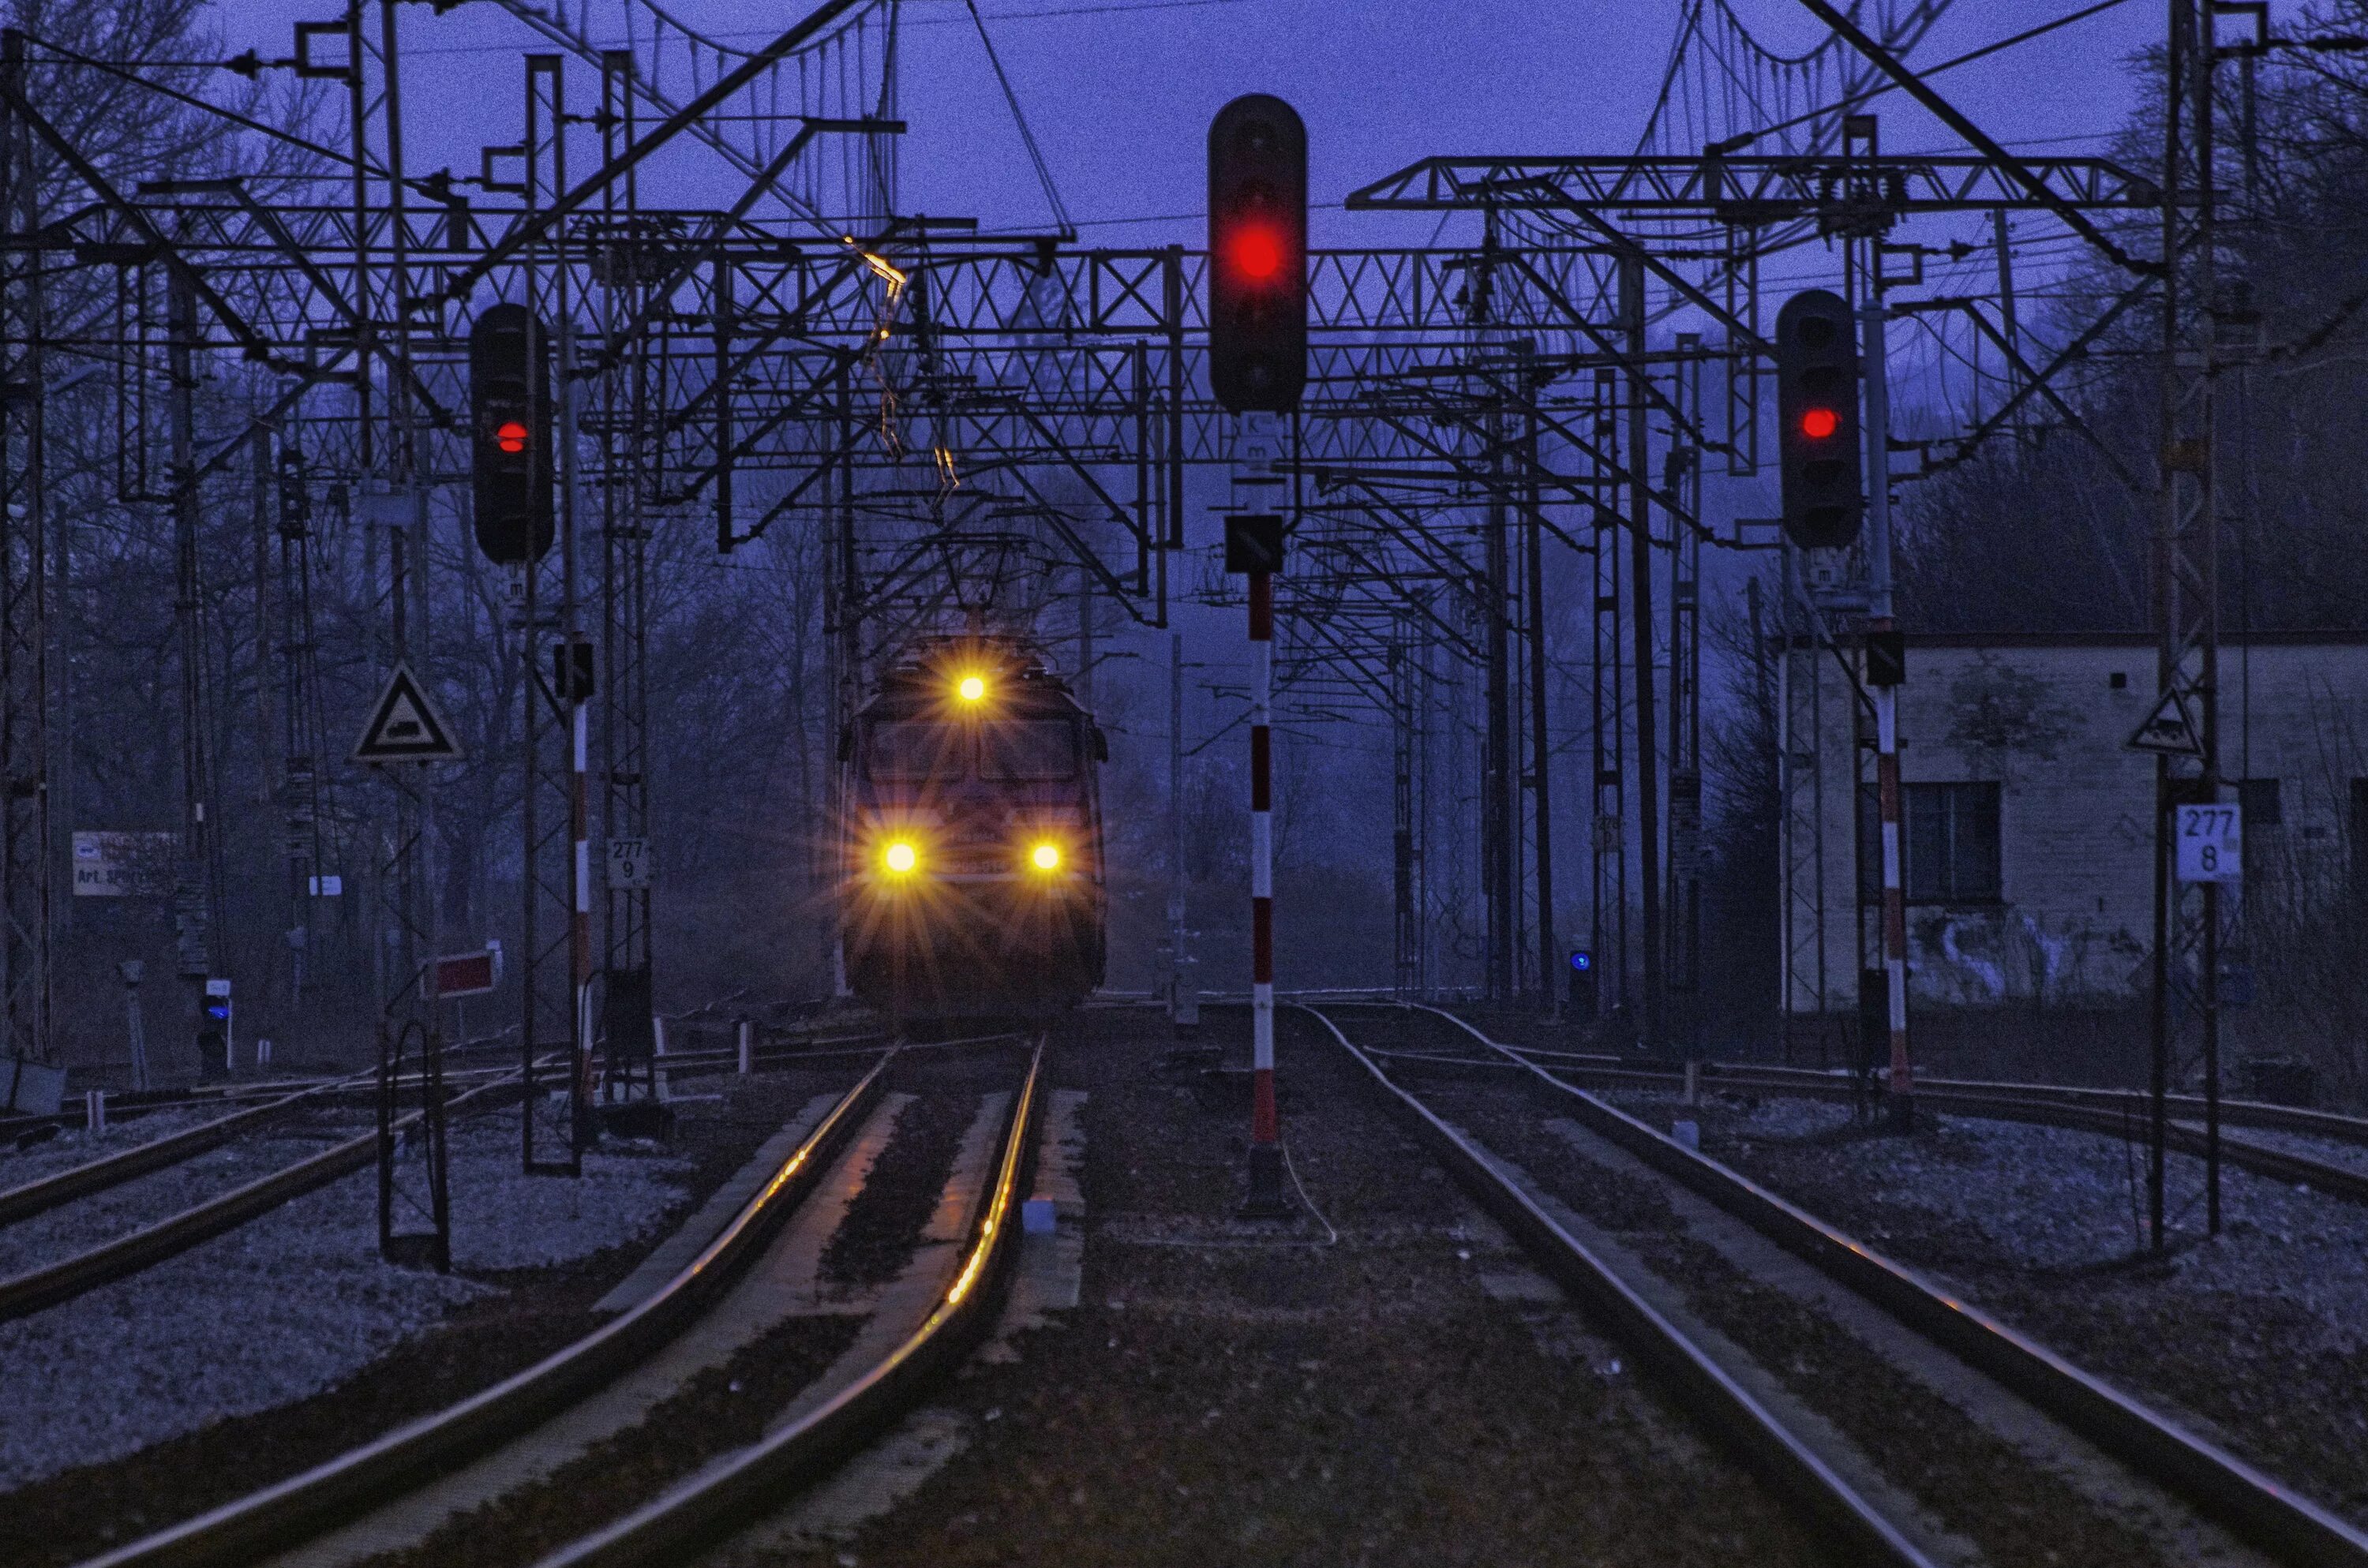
top-left (434, 949), bottom-right (498, 998)
top-left (2175, 803), bottom-right (2242, 883)
top-left (606, 837), bottom-right (652, 891)
top-left (71, 831), bottom-right (174, 896)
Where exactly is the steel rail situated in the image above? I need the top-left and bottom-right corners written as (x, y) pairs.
top-left (527, 1036), bottom-right (1046, 1568)
top-left (0, 1074), bottom-right (521, 1327)
top-left (0, 1067), bottom-right (380, 1227)
top-left (1492, 1041), bottom-right (2368, 1150)
top-left (1296, 1005), bottom-right (1935, 1568)
top-left (0, 1024), bottom-right (893, 1142)
top-left (1473, 1042), bottom-right (2368, 1207)
top-left (76, 1050), bottom-right (901, 1568)
top-left (1400, 1005), bottom-right (2368, 1568)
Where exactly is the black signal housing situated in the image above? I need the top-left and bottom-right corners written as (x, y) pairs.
top-left (1774, 288), bottom-right (1864, 551)
top-left (468, 302), bottom-right (555, 564)
top-left (1208, 93), bottom-right (1307, 415)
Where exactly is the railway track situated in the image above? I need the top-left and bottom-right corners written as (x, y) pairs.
top-left (1306, 1001), bottom-right (2368, 1568)
top-left (75, 1033), bottom-right (1043, 1568)
top-left (0, 1018), bottom-right (898, 1252)
top-left (0, 1072), bottom-right (522, 1326)
top-left (0, 1017), bottom-right (895, 1147)
top-left (1414, 1024), bottom-right (2368, 1208)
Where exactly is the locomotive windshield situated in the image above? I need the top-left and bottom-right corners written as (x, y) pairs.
top-left (980, 720), bottom-right (1079, 782)
top-left (864, 721), bottom-right (964, 781)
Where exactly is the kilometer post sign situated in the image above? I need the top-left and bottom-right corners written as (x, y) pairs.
top-left (2175, 803), bottom-right (2242, 884)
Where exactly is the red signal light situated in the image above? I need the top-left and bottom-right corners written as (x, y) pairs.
top-left (495, 420), bottom-right (530, 455)
top-left (1799, 406), bottom-right (1840, 440)
top-left (1223, 220), bottom-right (1288, 284)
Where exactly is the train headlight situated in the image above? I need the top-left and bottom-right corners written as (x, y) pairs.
top-left (957, 674), bottom-right (987, 704)
top-left (1029, 841), bottom-right (1062, 872)
top-left (882, 840), bottom-right (919, 875)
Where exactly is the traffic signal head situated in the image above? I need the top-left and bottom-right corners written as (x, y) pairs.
top-left (1568, 949), bottom-right (1598, 1013)
top-left (1208, 93), bottom-right (1307, 415)
top-left (276, 447), bottom-right (309, 540)
top-left (1774, 289), bottom-right (1864, 551)
top-left (468, 302), bottom-right (554, 564)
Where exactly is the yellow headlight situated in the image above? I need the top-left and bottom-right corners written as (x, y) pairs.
top-left (1030, 842), bottom-right (1062, 872)
top-left (882, 841), bottom-right (918, 874)
top-left (957, 675), bottom-right (986, 703)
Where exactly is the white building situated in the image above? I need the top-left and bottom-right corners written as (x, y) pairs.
top-left (1782, 632), bottom-right (2368, 1018)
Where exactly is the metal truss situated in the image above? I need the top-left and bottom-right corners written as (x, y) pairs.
top-left (1348, 153), bottom-right (2160, 219)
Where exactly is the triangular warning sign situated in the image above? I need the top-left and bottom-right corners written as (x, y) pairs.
top-left (354, 663), bottom-right (463, 764)
top-left (2126, 685), bottom-right (2204, 758)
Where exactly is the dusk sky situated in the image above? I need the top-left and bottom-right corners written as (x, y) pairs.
top-left (210, 1), bottom-right (2165, 248)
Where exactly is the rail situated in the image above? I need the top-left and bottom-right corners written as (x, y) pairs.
top-left (1402, 1004), bottom-right (2368, 1568)
top-left (78, 1049), bottom-right (901, 1568)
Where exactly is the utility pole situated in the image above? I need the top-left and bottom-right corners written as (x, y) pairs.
top-left (1621, 255), bottom-right (1664, 1048)
top-left (0, 28), bottom-right (52, 1087)
top-left (1588, 367), bottom-right (1627, 1031)
top-left (1229, 415), bottom-right (1287, 1219)
top-left (1166, 630), bottom-right (1187, 1020)
top-left (1522, 361), bottom-right (1557, 1017)
top-left (168, 273), bottom-right (216, 1073)
top-left (1860, 288), bottom-right (1912, 1131)
top-left (2149, 0), bottom-right (2224, 1249)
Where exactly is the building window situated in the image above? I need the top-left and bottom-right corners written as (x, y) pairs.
top-left (2239, 778), bottom-right (2281, 828)
top-left (1857, 781), bottom-right (2003, 904)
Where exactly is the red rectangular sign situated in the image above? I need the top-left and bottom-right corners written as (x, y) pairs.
top-left (435, 950), bottom-right (496, 998)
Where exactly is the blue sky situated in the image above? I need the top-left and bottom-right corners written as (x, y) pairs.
top-left (208, 1), bottom-right (2164, 245)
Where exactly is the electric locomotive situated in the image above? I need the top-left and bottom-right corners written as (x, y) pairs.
top-left (839, 637), bottom-right (1108, 1018)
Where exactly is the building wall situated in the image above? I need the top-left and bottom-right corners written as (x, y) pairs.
top-left (1794, 635), bottom-right (2368, 1010)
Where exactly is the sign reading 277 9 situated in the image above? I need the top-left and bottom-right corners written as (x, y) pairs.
top-left (2175, 803), bottom-right (2242, 884)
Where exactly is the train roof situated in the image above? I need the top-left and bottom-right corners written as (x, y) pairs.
top-left (856, 635), bottom-right (1092, 719)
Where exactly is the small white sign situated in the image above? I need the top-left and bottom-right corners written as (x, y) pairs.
top-left (307, 874), bottom-right (343, 896)
top-left (2175, 803), bottom-right (2242, 883)
top-left (607, 836), bottom-right (652, 891)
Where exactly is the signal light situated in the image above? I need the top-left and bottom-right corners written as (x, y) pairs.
top-left (468, 302), bottom-right (554, 564)
top-left (276, 447), bottom-right (309, 539)
top-left (882, 841), bottom-right (918, 875)
top-left (1030, 842), bottom-right (1062, 872)
top-left (1774, 289), bottom-right (1864, 551)
top-left (1208, 93), bottom-right (1307, 415)
top-left (1225, 221), bottom-right (1287, 282)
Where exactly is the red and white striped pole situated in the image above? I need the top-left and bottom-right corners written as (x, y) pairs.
top-left (572, 689), bottom-right (594, 1147)
top-left (1861, 297), bottom-right (1913, 1130)
top-left (1245, 566), bottom-right (1286, 1214)
top-left (1873, 666), bottom-right (1911, 1126)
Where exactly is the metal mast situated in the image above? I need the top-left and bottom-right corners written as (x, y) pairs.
top-left (0, 30), bottom-right (50, 1081)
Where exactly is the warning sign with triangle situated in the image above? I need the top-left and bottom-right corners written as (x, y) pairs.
top-left (353, 663), bottom-right (463, 764)
top-left (2126, 685), bottom-right (2204, 758)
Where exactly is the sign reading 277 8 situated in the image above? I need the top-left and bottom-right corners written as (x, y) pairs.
top-left (2175, 803), bottom-right (2242, 884)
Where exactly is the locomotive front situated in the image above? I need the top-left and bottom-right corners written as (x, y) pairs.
top-left (839, 640), bottom-right (1108, 1018)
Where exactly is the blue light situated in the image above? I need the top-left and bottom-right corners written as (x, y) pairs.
top-left (1568, 949), bottom-right (1593, 973)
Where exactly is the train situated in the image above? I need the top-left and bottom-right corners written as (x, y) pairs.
top-left (838, 635), bottom-right (1109, 1019)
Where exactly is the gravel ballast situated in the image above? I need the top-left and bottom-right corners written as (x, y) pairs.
top-left (0, 1110), bottom-right (688, 1492)
top-left (0, 1106), bottom-right (224, 1187)
top-left (715, 1011), bottom-right (1837, 1568)
top-left (1607, 1085), bottom-right (2368, 1527)
top-left (0, 1067), bottom-right (861, 1565)
top-left (0, 1112), bottom-right (377, 1279)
